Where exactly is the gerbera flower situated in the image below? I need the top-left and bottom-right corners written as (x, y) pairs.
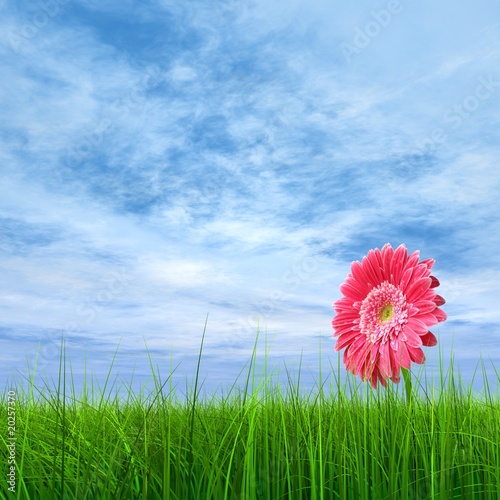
top-left (332, 243), bottom-right (446, 388)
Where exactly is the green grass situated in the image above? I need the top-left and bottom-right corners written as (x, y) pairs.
top-left (1, 327), bottom-right (499, 499)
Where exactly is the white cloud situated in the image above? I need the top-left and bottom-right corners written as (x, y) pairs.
top-left (139, 257), bottom-right (230, 288)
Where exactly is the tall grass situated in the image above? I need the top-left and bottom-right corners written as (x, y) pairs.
top-left (1, 329), bottom-right (499, 499)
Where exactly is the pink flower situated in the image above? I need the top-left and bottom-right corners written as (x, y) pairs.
top-left (332, 243), bottom-right (446, 388)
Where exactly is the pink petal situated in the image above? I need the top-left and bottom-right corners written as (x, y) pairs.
top-left (389, 345), bottom-right (402, 380)
top-left (430, 276), bottom-right (440, 288)
top-left (334, 328), bottom-right (351, 343)
top-left (433, 294), bottom-right (446, 306)
top-left (360, 358), bottom-right (372, 381)
top-left (367, 248), bottom-right (384, 281)
top-left (407, 305), bottom-right (420, 317)
top-left (420, 331), bottom-right (437, 346)
top-left (403, 251), bottom-right (420, 275)
top-left (355, 343), bottom-right (377, 375)
top-left (390, 336), bottom-right (400, 351)
top-left (406, 318), bottom-right (429, 335)
top-left (363, 251), bottom-right (382, 285)
top-left (399, 267), bottom-right (414, 291)
top-left (395, 342), bottom-right (411, 369)
top-left (333, 297), bottom-right (356, 312)
top-left (381, 244), bottom-right (394, 280)
top-left (412, 300), bottom-right (437, 314)
top-left (421, 288), bottom-right (438, 302)
top-left (333, 325), bottom-right (356, 339)
top-left (335, 330), bottom-right (361, 350)
top-left (412, 263), bottom-right (431, 283)
top-left (332, 322), bottom-right (360, 335)
top-left (340, 282), bottom-right (365, 301)
top-left (420, 258), bottom-right (435, 270)
top-left (332, 311), bottom-right (361, 326)
top-left (378, 342), bottom-right (391, 379)
top-left (345, 276), bottom-right (371, 295)
top-left (414, 312), bottom-right (439, 327)
top-left (407, 345), bottom-right (425, 364)
top-left (404, 329), bottom-right (424, 348)
top-left (433, 308), bottom-right (447, 323)
top-left (350, 260), bottom-right (372, 289)
top-left (391, 244), bottom-right (408, 283)
top-left (333, 323), bottom-right (360, 336)
top-left (405, 276), bottom-right (431, 301)
top-left (374, 247), bottom-right (387, 281)
top-left (347, 336), bottom-right (370, 361)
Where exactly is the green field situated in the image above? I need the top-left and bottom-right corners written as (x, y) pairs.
top-left (2, 330), bottom-right (499, 499)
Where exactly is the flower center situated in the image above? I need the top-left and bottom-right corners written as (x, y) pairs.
top-left (359, 281), bottom-right (408, 345)
top-left (379, 303), bottom-right (393, 322)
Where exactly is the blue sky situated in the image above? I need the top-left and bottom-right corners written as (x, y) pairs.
top-left (1, 0), bottom-right (500, 399)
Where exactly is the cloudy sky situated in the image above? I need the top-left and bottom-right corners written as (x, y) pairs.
top-left (1, 0), bottom-right (499, 400)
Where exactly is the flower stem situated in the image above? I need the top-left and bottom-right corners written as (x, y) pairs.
top-left (402, 367), bottom-right (412, 406)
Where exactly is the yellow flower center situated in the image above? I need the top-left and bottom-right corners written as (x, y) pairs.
top-left (379, 303), bottom-right (394, 323)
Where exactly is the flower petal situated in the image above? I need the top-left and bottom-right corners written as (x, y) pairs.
top-left (403, 325), bottom-right (424, 348)
top-left (407, 345), bottom-right (425, 364)
top-left (419, 257), bottom-right (435, 270)
top-left (332, 311), bottom-right (361, 326)
top-left (381, 243), bottom-right (394, 280)
top-left (414, 312), bottom-right (440, 327)
top-left (335, 329), bottom-right (361, 350)
top-left (399, 267), bottom-right (414, 292)
top-left (403, 251), bottom-right (420, 275)
top-left (433, 294), bottom-right (446, 306)
top-left (333, 297), bottom-right (356, 312)
top-left (433, 307), bottom-right (447, 323)
top-left (420, 331), bottom-right (437, 346)
top-left (394, 342), bottom-right (411, 370)
top-left (430, 276), bottom-right (440, 288)
top-left (412, 263), bottom-right (431, 283)
top-left (350, 260), bottom-right (372, 289)
top-left (340, 282), bottom-right (365, 301)
top-left (390, 336), bottom-right (400, 351)
top-left (406, 318), bottom-right (429, 335)
top-left (412, 300), bottom-right (437, 314)
top-left (391, 244), bottom-right (408, 284)
top-left (389, 343), bottom-right (402, 379)
top-left (378, 342), bottom-right (391, 379)
top-left (363, 251), bottom-right (383, 285)
top-left (405, 276), bottom-right (431, 300)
